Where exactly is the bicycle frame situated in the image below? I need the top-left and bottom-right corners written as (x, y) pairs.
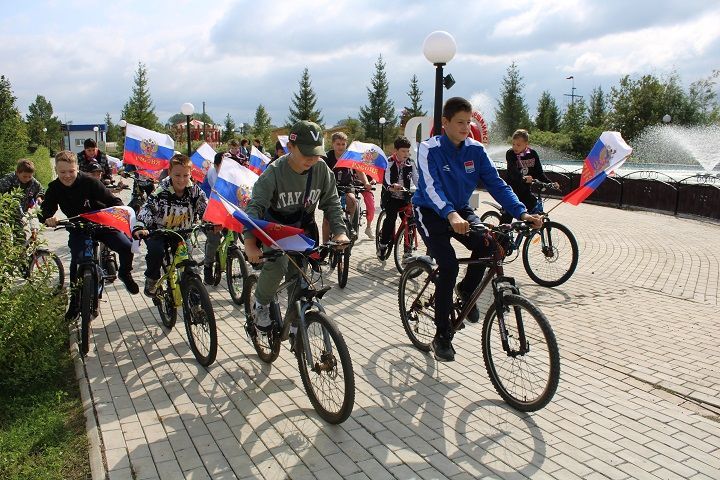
top-left (216, 230), bottom-right (237, 271)
top-left (154, 229), bottom-right (201, 308)
top-left (393, 204), bottom-right (417, 251)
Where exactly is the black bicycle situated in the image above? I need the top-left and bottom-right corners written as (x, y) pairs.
top-left (398, 222), bottom-right (560, 411)
top-left (329, 185), bottom-right (373, 288)
top-left (57, 220), bottom-right (116, 357)
top-left (243, 242), bottom-right (355, 423)
top-left (480, 181), bottom-right (579, 287)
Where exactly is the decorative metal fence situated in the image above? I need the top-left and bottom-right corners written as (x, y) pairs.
top-left (493, 164), bottom-right (720, 221)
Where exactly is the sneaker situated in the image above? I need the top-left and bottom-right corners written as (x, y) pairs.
top-left (456, 286), bottom-right (479, 323)
top-left (431, 334), bottom-right (455, 362)
top-left (118, 273), bottom-right (139, 295)
top-left (365, 226), bottom-right (374, 239)
top-left (203, 266), bottom-right (213, 286)
top-left (144, 277), bottom-right (158, 297)
top-left (377, 243), bottom-right (389, 260)
top-left (254, 301), bottom-right (273, 332)
top-left (65, 302), bottom-right (80, 321)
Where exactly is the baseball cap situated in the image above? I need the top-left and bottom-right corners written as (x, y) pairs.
top-left (288, 121), bottom-right (324, 156)
top-left (87, 161), bottom-right (103, 172)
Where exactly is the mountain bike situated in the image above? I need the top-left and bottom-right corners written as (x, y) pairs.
top-left (374, 189), bottom-right (419, 274)
top-left (243, 242), bottom-right (355, 423)
top-left (13, 206), bottom-right (65, 293)
top-left (398, 222), bottom-right (560, 412)
top-left (143, 226), bottom-right (218, 367)
top-left (119, 170), bottom-right (156, 214)
top-left (330, 185), bottom-right (373, 288)
top-left (480, 181), bottom-right (579, 287)
top-left (56, 220), bottom-right (115, 357)
top-left (204, 228), bottom-right (249, 305)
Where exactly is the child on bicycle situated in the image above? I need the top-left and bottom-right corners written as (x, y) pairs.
top-left (378, 136), bottom-right (414, 258)
top-left (413, 97), bottom-right (542, 362)
top-left (87, 162), bottom-right (127, 194)
top-left (201, 151), bottom-right (227, 284)
top-left (40, 151), bottom-right (139, 319)
top-left (501, 129), bottom-right (559, 224)
top-left (132, 154), bottom-right (209, 296)
top-left (244, 121), bottom-right (349, 332)
top-left (0, 159), bottom-right (45, 244)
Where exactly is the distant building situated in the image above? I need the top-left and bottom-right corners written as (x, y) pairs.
top-left (61, 123), bottom-right (107, 153)
top-left (172, 119), bottom-right (221, 147)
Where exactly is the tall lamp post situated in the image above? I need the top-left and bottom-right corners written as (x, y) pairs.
top-left (93, 125), bottom-right (99, 144)
top-left (423, 31), bottom-right (457, 135)
top-left (181, 103), bottom-right (195, 156)
top-left (239, 122), bottom-right (245, 137)
top-left (662, 114), bottom-right (672, 125)
top-left (379, 117), bottom-right (386, 150)
top-left (42, 127), bottom-right (48, 151)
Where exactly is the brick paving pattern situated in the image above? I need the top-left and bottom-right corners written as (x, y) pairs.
top-left (44, 190), bottom-right (720, 479)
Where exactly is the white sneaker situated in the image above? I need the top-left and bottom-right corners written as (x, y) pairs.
top-left (365, 226), bottom-right (374, 238)
top-left (254, 301), bottom-right (272, 332)
top-left (144, 276), bottom-right (158, 297)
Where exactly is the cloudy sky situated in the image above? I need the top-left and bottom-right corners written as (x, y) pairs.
top-left (2, 0), bottom-right (718, 128)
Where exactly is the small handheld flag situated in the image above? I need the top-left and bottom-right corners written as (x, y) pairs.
top-left (190, 143), bottom-right (217, 182)
top-left (123, 123), bottom-right (174, 171)
top-left (335, 141), bottom-right (388, 182)
top-left (79, 206), bottom-right (136, 238)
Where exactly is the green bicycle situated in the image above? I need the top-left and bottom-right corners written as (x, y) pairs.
top-left (144, 226), bottom-right (218, 367)
top-left (204, 228), bottom-right (249, 305)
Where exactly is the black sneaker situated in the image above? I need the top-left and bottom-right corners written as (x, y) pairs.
top-left (65, 303), bottom-right (80, 321)
top-left (456, 286), bottom-right (479, 323)
top-left (431, 334), bottom-right (455, 362)
top-left (118, 273), bottom-right (139, 295)
top-left (203, 267), bottom-right (213, 286)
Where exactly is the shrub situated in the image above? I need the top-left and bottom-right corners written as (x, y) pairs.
top-left (29, 146), bottom-right (54, 188)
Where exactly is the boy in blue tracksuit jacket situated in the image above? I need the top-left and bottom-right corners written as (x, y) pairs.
top-left (413, 97), bottom-right (542, 362)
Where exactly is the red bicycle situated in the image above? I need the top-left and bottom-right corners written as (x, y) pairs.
top-left (375, 189), bottom-right (419, 273)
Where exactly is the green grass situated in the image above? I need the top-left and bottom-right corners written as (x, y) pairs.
top-left (0, 357), bottom-right (90, 480)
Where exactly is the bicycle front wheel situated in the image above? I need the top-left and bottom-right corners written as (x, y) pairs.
top-left (482, 293), bottom-right (560, 412)
top-left (296, 311), bottom-right (355, 424)
top-left (337, 248), bottom-right (350, 289)
top-left (393, 224), bottom-right (419, 274)
top-left (398, 260), bottom-right (436, 352)
top-left (226, 249), bottom-right (248, 305)
top-left (374, 210), bottom-right (387, 259)
top-left (28, 250), bottom-right (65, 294)
top-left (522, 221), bottom-right (579, 287)
top-left (182, 276), bottom-right (217, 367)
top-left (243, 274), bottom-right (281, 363)
top-left (79, 268), bottom-right (94, 357)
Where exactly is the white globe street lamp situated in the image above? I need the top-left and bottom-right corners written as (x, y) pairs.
top-left (663, 114), bottom-right (672, 124)
top-left (379, 117), bottom-right (387, 150)
top-left (423, 31), bottom-right (457, 135)
top-left (181, 103), bottom-right (195, 156)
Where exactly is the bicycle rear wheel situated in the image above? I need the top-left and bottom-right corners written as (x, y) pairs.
top-left (522, 221), bottom-right (578, 287)
top-left (79, 268), bottom-right (94, 357)
top-left (28, 250), bottom-right (65, 294)
top-left (227, 248), bottom-right (248, 305)
top-left (211, 253), bottom-right (222, 286)
top-left (243, 274), bottom-right (281, 363)
top-left (480, 210), bottom-right (501, 227)
top-left (296, 311), bottom-right (355, 424)
top-left (398, 260), bottom-right (436, 352)
top-left (482, 293), bottom-right (560, 412)
top-left (182, 276), bottom-right (217, 367)
top-left (337, 248), bottom-right (350, 289)
top-left (393, 224), bottom-right (419, 274)
top-left (374, 210), bottom-right (388, 259)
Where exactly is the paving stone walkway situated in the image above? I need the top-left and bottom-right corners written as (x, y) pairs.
top-left (44, 190), bottom-right (720, 479)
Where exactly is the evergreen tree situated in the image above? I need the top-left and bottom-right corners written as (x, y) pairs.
top-left (26, 94), bottom-right (62, 151)
top-left (404, 74), bottom-right (426, 122)
top-left (534, 91), bottom-right (561, 132)
top-left (0, 76), bottom-right (29, 173)
top-left (336, 117), bottom-right (364, 143)
top-left (587, 87), bottom-right (607, 128)
top-left (167, 112), bottom-right (215, 126)
top-left (105, 112), bottom-right (120, 143)
top-left (120, 62), bottom-right (160, 130)
top-left (287, 67), bottom-right (323, 127)
top-left (561, 98), bottom-right (587, 134)
top-left (222, 113), bottom-right (236, 143)
top-left (251, 104), bottom-right (272, 150)
top-left (494, 62), bottom-right (531, 139)
top-left (358, 55), bottom-right (397, 141)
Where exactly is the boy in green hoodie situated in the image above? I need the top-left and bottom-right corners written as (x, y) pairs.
top-left (244, 121), bottom-right (349, 331)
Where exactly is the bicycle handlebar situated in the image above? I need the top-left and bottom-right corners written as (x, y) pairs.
top-left (531, 180), bottom-right (559, 191)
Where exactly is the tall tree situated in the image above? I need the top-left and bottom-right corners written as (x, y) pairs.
top-left (251, 104), bottom-right (272, 149)
top-left (120, 62), bottom-right (160, 130)
top-left (0, 76), bottom-right (29, 173)
top-left (104, 112), bottom-right (120, 143)
top-left (25, 94), bottom-right (62, 151)
top-left (358, 55), bottom-right (397, 141)
top-left (167, 112), bottom-right (215, 126)
top-left (403, 74), bottom-right (426, 123)
top-left (534, 91), bottom-right (561, 132)
top-left (495, 62), bottom-right (531, 139)
top-left (587, 87), bottom-right (607, 128)
top-left (287, 67), bottom-right (324, 128)
top-left (222, 113), bottom-right (236, 143)
top-left (686, 70), bottom-right (720, 124)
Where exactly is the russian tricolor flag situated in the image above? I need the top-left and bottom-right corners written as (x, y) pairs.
top-left (563, 131), bottom-right (632, 206)
top-left (247, 146), bottom-right (271, 175)
top-left (79, 206), bottom-right (136, 238)
top-left (335, 140), bottom-right (388, 182)
top-left (214, 193), bottom-right (315, 252)
top-left (277, 135), bottom-right (289, 154)
top-left (203, 159), bottom-right (259, 232)
top-left (123, 123), bottom-right (174, 171)
top-left (190, 143), bottom-right (217, 182)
